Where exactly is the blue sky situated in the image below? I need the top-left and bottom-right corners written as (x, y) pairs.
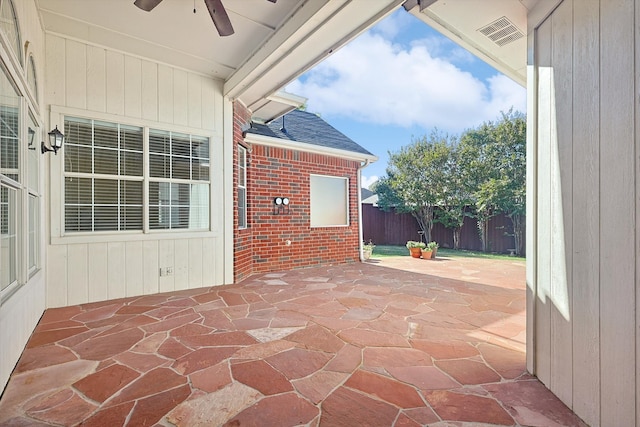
top-left (286, 9), bottom-right (526, 188)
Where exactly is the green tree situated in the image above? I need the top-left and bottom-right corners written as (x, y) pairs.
top-left (378, 130), bottom-right (454, 243)
top-left (433, 143), bottom-right (472, 249)
top-left (458, 109), bottom-right (526, 254)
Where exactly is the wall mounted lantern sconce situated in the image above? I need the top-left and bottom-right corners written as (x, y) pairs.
top-left (41, 126), bottom-right (64, 155)
top-left (27, 127), bottom-right (36, 150)
top-left (273, 196), bottom-right (290, 215)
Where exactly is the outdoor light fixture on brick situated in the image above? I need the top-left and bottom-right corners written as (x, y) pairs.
top-left (273, 197), bottom-right (290, 215)
top-left (41, 126), bottom-right (64, 155)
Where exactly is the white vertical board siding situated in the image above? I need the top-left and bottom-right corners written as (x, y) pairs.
top-left (45, 35), bottom-right (226, 308)
top-left (188, 239), bottom-right (203, 289)
top-left (174, 239), bottom-right (189, 291)
top-left (599, 0), bottom-right (635, 424)
top-left (549, 0), bottom-right (573, 407)
top-left (86, 46), bottom-right (106, 112)
top-left (157, 64), bottom-right (174, 123)
top-left (47, 244), bottom-right (68, 307)
top-left (124, 56), bottom-right (142, 119)
top-left (141, 60), bottom-right (158, 122)
top-left (531, 0), bottom-right (638, 425)
top-left (143, 241), bottom-right (159, 295)
top-left (124, 241), bottom-right (144, 297)
top-left (202, 237), bottom-right (216, 287)
top-left (636, 2), bottom-right (640, 425)
top-left (158, 240), bottom-right (175, 293)
top-left (65, 40), bottom-right (86, 110)
top-left (173, 69), bottom-right (189, 126)
top-left (571, 0), bottom-right (601, 424)
top-left (67, 244), bottom-right (89, 305)
top-left (45, 36), bottom-right (65, 106)
top-left (107, 242), bottom-right (126, 299)
top-left (87, 243), bottom-right (108, 303)
top-left (105, 51), bottom-right (125, 115)
top-left (188, 74), bottom-right (203, 129)
top-left (534, 16), bottom-right (552, 387)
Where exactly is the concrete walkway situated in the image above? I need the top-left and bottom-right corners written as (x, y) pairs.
top-left (0, 255), bottom-right (586, 426)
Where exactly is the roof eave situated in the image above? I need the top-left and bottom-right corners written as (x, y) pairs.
top-left (244, 132), bottom-right (378, 163)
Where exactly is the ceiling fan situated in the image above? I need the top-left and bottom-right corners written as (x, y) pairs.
top-left (134, 0), bottom-right (277, 37)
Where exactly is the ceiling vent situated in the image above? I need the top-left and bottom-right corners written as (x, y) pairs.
top-left (478, 16), bottom-right (524, 47)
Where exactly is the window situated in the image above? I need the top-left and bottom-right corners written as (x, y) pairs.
top-left (64, 118), bottom-right (143, 232)
top-left (310, 174), bottom-right (349, 227)
top-left (63, 117), bottom-right (210, 233)
top-left (148, 130), bottom-right (209, 230)
top-left (0, 186), bottom-right (16, 291)
top-left (0, 66), bottom-right (20, 293)
top-left (0, 0), bottom-right (22, 66)
top-left (237, 145), bottom-right (247, 229)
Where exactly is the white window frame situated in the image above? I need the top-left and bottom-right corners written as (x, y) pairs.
top-left (60, 115), bottom-right (212, 236)
top-left (309, 174), bottom-right (349, 228)
top-left (238, 145), bottom-right (247, 229)
top-left (0, 61), bottom-right (43, 303)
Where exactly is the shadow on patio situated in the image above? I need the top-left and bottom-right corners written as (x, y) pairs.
top-left (0, 258), bottom-right (585, 426)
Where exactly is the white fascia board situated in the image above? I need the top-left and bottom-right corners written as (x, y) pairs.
top-left (244, 133), bottom-right (378, 163)
top-left (267, 90), bottom-right (308, 108)
top-left (225, 0), bottom-right (404, 104)
top-left (224, 0), bottom-right (337, 99)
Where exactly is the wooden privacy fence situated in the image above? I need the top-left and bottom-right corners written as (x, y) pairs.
top-left (362, 204), bottom-right (525, 255)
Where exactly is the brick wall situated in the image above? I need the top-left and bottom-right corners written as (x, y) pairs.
top-left (232, 102), bottom-right (362, 282)
top-left (233, 102), bottom-right (253, 281)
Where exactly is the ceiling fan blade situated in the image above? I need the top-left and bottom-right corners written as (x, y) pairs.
top-left (267, 0), bottom-right (277, 3)
top-left (134, 0), bottom-right (163, 12)
top-left (204, 0), bottom-right (235, 36)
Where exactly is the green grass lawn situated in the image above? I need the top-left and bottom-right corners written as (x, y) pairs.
top-left (371, 245), bottom-right (525, 261)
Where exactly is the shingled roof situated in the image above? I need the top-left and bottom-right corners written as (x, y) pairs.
top-left (245, 109), bottom-right (373, 156)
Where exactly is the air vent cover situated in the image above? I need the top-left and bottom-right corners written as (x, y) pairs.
top-left (478, 16), bottom-right (524, 47)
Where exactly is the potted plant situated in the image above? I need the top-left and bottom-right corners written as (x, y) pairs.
top-left (426, 241), bottom-right (439, 259)
top-left (406, 241), bottom-right (426, 258)
top-left (362, 240), bottom-right (375, 260)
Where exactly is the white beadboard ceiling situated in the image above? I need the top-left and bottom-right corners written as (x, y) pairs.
top-left (35, 0), bottom-right (405, 122)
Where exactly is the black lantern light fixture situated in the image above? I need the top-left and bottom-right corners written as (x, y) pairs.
top-left (27, 127), bottom-right (35, 150)
top-left (41, 126), bottom-right (64, 155)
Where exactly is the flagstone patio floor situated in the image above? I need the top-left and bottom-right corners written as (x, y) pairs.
top-left (0, 255), bottom-right (586, 426)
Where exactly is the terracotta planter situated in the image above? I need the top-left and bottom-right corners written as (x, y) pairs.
top-left (421, 250), bottom-right (433, 259)
top-left (409, 247), bottom-right (422, 258)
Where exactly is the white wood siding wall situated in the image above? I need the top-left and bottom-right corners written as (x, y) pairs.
top-left (44, 34), bottom-right (226, 308)
top-left (529, 0), bottom-right (638, 425)
top-left (0, 0), bottom-right (47, 393)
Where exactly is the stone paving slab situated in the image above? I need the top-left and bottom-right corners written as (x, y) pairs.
top-left (0, 256), bottom-right (587, 426)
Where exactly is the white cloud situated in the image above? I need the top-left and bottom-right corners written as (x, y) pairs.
top-left (361, 175), bottom-right (379, 190)
top-left (287, 30), bottom-right (526, 134)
